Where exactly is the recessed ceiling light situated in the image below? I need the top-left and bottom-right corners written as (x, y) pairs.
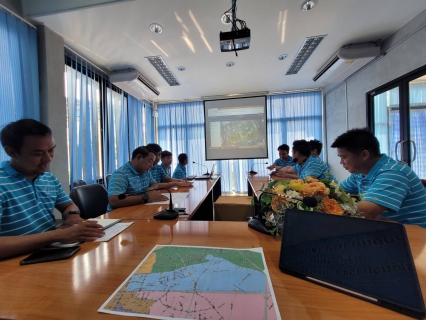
top-left (301, 0), bottom-right (318, 12)
top-left (278, 54), bottom-right (288, 60)
top-left (177, 66), bottom-right (185, 71)
top-left (226, 61), bottom-right (234, 67)
top-left (221, 12), bottom-right (232, 25)
top-left (149, 23), bottom-right (163, 34)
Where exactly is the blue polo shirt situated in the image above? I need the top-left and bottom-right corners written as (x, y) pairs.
top-left (293, 156), bottom-right (337, 182)
top-left (274, 156), bottom-right (293, 168)
top-left (0, 161), bottom-right (72, 236)
top-left (107, 161), bottom-right (156, 212)
top-left (340, 154), bottom-right (426, 227)
top-left (149, 164), bottom-right (168, 183)
top-left (172, 164), bottom-right (186, 179)
top-left (160, 163), bottom-right (171, 178)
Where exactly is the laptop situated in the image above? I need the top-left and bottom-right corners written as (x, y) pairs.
top-left (194, 163), bottom-right (216, 179)
top-left (279, 209), bottom-right (426, 318)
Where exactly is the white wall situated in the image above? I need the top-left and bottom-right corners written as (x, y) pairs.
top-left (324, 14), bottom-right (426, 182)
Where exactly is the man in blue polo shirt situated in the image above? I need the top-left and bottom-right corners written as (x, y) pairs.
top-left (331, 128), bottom-right (426, 227)
top-left (273, 140), bottom-right (337, 182)
top-left (146, 143), bottom-right (192, 188)
top-left (0, 119), bottom-right (104, 260)
top-left (107, 146), bottom-right (168, 211)
top-left (267, 144), bottom-right (293, 171)
top-left (172, 153), bottom-right (188, 179)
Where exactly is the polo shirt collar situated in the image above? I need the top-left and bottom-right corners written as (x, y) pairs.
top-left (364, 154), bottom-right (388, 180)
top-left (125, 161), bottom-right (141, 175)
top-left (1, 161), bottom-right (46, 179)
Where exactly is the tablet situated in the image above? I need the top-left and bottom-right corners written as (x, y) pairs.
top-left (20, 246), bottom-right (81, 265)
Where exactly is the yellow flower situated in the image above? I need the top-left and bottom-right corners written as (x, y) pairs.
top-left (273, 184), bottom-right (286, 194)
top-left (289, 179), bottom-right (304, 191)
top-left (300, 182), bottom-right (330, 197)
top-left (305, 176), bottom-right (319, 183)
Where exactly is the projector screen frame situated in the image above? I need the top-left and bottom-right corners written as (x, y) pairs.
top-left (203, 95), bottom-right (268, 161)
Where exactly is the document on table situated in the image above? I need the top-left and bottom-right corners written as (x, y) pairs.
top-left (145, 192), bottom-right (189, 205)
top-left (95, 222), bottom-right (133, 242)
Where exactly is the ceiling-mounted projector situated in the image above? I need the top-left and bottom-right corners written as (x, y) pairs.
top-left (220, 29), bottom-right (251, 52)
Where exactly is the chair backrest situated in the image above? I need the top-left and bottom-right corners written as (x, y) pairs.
top-left (69, 184), bottom-right (109, 219)
top-left (72, 180), bottom-right (87, 188)
top-left (421, 179), bottom-right (426, 188)
top-left (105, 174), bottom-right (112, 189)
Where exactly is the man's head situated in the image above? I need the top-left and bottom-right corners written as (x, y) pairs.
top-left (1, 119), bottom-right (55, 179)
top-left (291, 140), bottom-right (311, 163)
top-left (131, 146), bottom-right (155, 174)
top-left (146, 143), bottom-right (162, 165)
top-left (277, 144), bottom-right (290, 161)
top-left (161, 150), bottom-right (173, 167)
top-left (178, 153), bottom-right (188, 166)
top-left (331, 128), bottom-right (381, 174)
top-left (309, 139), bottom-right (323, 157)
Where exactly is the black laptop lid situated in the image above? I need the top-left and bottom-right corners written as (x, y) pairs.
top-left (279, 209), bottom-right (426, 318)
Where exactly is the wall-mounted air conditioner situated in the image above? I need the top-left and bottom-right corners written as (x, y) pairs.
top-left (109, 68), bottom-right (160, 100)
top-left (313, 41), bottom-right (381, 84)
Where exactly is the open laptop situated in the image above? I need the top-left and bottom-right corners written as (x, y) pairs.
top-left (279, 209), bottom-right (426, 318)
top-left (194, 163), bottom-right (216, 179)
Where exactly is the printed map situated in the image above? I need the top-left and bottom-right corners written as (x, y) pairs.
top-left (99, 245), bottom-right (281, 320)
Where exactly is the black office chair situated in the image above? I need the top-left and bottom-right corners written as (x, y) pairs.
top-left (72, 179), bottom-right (87, 189)
top-left (69, 184), bottom-right (109, 219)
top-left (105, 174), bottom-right (112, 189)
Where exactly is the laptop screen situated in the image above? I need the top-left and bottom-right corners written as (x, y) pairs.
top-left (279, 209), bottom-right (425, 318)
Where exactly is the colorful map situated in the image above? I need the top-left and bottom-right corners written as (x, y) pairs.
top-left (99, 245), bottom-right (281, 320)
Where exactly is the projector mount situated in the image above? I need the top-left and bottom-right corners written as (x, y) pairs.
top-left (220, 0), bottom-right (250, 56)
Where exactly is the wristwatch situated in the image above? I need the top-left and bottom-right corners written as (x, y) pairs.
top-left (142, 193), bottom-right (149, 204)
top-left (68, 210), bottom-right (81, 215)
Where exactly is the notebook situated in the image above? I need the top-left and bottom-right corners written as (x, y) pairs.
top-left (88, 218), bottom-right (122, 230)
top-left (194, 163), bottom-right (216, 179)
top-left (279, 209), bottom-right (426, 318)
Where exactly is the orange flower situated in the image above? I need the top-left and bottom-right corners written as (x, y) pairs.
top-left (305, 176), bottom-right (319, 183)
top-left (300, 182), bottom-right (330, 197)
top-left (271, 195), bottom-right (290, 213)
top-left (289, 179), bottom-right (304, 191)
top-left (321, 197), bottom-right (344, 215)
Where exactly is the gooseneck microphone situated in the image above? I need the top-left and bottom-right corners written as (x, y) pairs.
top-left (118, 188), bottom-right (178, 220)
top-left (192, 161), bottom-right (210, 175)
top-left (249, 162), bottom-right (268, 175)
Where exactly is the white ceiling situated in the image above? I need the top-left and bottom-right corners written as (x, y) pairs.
top-left (24, 0), bottom-right (426, 102)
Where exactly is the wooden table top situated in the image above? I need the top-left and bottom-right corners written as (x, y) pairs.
top-left (248, 174), bottom-right (271, 198)
top-left (1, 220), bottom-right (425, 319)
top-left (104, 177), bottom-right (221, 220)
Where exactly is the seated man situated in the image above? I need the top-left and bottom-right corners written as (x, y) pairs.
top-left (309, 139), bottom-right (323, 158)
top-left (274, 140), bottom-right (337, 182)
top-left (172, 153), bottom-right (188, 179)
top-left (267, 144), bottom-right (293, 170)
top-left (0, 119), bottom-right (104, 260)
top-left (159, 150), bottom-right (173, 177)
top-left (331, 128), bottom-right (426, 227)
top-left (146, 143), bottom-right (192, 188)
top-left (107, 146), bottom-right (168, 211)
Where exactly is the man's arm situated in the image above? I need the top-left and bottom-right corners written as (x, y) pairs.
top-left (0, 222), bottom-right (105, 260)
top-left (159, 178), bottom-right (193, 187)
top-left (356, 200), bottom-right (388, 220)
top-left (273, 166), bottom-right (299, 179)
top-left (57, 202), bottom-right (83, 227)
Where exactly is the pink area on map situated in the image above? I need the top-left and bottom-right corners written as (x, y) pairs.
top-left (135, 291), bottom-right (278, 319)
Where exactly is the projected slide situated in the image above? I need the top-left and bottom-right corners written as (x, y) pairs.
top-left (204, 96), bottom-right (268, 160)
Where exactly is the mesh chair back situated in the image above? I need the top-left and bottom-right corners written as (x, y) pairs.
top-left (69, 184), bottom-right (108, 219)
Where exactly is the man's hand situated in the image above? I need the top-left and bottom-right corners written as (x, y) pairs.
top-left (61, 213), bottom-right (83, 228)
top-left (56, 221), bottom-right (105, 243)
top-left (175, 181), bottom-right (193, 187)
top-left (147, 190), bottom-right (169, 203)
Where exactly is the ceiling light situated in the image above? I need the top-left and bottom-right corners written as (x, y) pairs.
top-left (286, 35), bottom-right (326, 75)
top-left (145, 56), bottom-right (180, 86)
top-left (278, 54), bottom-right (288, 60)
top-left (301, 0), bottom-right (318, 12)
top-left (177, 66), bottom-right (185, 71)
top-left (226, 61), bottom-right (234, 67)
top-left (149, 23), bottom-right (163, 34)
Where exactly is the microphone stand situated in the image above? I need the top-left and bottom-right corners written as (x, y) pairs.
top-left (249, 162), bottom-right (268, 175)
top-left (193, 161), bottom-right (210, 175)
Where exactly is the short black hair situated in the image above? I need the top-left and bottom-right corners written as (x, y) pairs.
top-left (178, 153), bottom-right (188, 164)
top-left (161, 150), bottom-right (172, 158)
top-left (277, 144), bottom-right (289, 152)
top-left (292, 140), bottom-right (311, 157)
top-left (1, 119), bottom-right (52, 153)
top-left (131, 146), bottom-right (153, 160)
top-left (331, 128), bottom-right (380, 156)
top-left (146, 143), bottom-right (162, 154)
top-left (309, 139), bottom-right (323, 155)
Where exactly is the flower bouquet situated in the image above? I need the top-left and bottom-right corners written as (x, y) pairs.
top-left (256, 176), bottom-right (361, 236)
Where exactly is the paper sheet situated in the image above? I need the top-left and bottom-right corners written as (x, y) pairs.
top-left (145, 192), bottom-right (189, 205)
top-left (95, 222), bottom-right (133, 242)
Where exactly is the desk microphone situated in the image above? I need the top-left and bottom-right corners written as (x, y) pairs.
top-left (249, 162), bottom-right (268, 175)
top-left (192, 161), bottom-right (210, 175)
top-left (118, 188), bottom-right (178, 220)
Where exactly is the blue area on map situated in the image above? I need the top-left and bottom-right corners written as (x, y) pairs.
top-left (126, 254), bottom-right (266, 293)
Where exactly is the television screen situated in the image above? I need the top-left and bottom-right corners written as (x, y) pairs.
top-left (204, 96), bottom-right (268, 160)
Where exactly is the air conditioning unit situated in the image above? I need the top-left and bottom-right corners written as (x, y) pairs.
top-left (109, 69), bottom-right (160, 99)
top-left (313, 41), bottom-right (381, 84)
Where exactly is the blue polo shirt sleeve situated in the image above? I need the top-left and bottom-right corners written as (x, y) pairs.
top-left (107, 172), bottom-right (129, 197)
top-left (340, 174), bottom-right (360, 194)
top-left (362, 170), bottom-right (410, 212)
top-left (172, 165), bottom-right (185, 179)
top-left (148, 172), bottom-right (156, 185)
top-left (55, 178), bottom-right (72, 206)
